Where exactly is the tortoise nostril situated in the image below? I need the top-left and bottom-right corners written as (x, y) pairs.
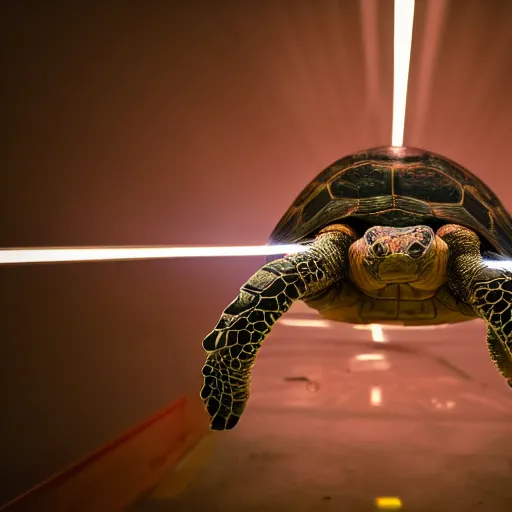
top-left (408, 242), bottom-right (425, 259)
top-left (372, 242), bottom-right (388, 257)
top-left (419, 230), bottom-right (433, 246)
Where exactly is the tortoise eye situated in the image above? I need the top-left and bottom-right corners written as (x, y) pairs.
top-left (372, 242), bottom-right (388, 257)
top-left (408, 242), bottom-right (425, 259)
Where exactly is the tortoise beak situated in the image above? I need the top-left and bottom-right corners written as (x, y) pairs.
top-left (378, 254), bottom-right (419, 283)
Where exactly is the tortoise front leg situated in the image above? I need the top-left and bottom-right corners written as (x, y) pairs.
top-left (438, 224), bottom-right (512, 386)
top-left (201, 224), bottom-right (357, 430)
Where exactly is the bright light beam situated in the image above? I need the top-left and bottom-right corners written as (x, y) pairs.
top-left (484, 260), bottom-right (512, 271)
top-left (280, 318), bottom-right (331, 328)
top-left (355, 353), bottom-right (385, 361)
top-left (352, 324), bottom-right (387, 342)
top-left (370, 386), bottom-right (383, 406)
top-left (392, 0), bottom-right (415, 146)
top-left (0, 244), bottom-right (307, 266)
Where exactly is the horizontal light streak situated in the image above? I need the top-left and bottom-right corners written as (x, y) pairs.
top-left (483, 259), bottom-right (512, 271)
top-left (379, 324), bottom-right (449, 331)
top-left (0, 244), bottom-right (307, 265)
top-left (355, 353), bottom-right (385, 361)
top-left (354, 323), bottom-right (452, 336)
top-left (280, 318), bottom-right (331, 328)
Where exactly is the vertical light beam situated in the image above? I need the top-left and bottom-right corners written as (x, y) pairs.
top-left (392, 0), bottom-right (416, 146)
top-left (352, 323), bottom-right (387, 342)
top-left (371, 324), bottom-right (386, 343)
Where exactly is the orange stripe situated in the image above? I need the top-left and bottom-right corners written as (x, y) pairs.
top-left (2, 394), bottom-right (208, 511)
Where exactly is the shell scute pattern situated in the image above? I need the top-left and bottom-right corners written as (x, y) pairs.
top-left (393, 165), bottom-right (462, 203)
top-left (269, 146), bottom-right (512, 256)
top-left (329, 163), bottom-right (392, 199)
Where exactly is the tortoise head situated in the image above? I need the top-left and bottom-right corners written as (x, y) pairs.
top-left (349, 225), bottom-right (448, 291)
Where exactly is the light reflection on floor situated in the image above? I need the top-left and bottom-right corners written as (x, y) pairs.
top-left (129, 309), bottom-right (512, 512)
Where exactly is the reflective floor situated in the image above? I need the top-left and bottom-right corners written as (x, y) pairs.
top-left (129, 305), bottom-right (512, 512)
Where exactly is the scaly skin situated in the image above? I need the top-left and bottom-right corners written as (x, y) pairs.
top-left (438, 224), bottom-right (512, 386)
top-left (200, 225), bottom-right (356, 430)
top-left (201, 222), bottom-right (512, 431)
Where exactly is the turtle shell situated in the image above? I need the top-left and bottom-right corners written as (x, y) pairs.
top-left (269, 146), bottom-right (512, 256)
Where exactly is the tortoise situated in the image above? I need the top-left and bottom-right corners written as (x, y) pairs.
top-left (200, 145), bottom-right (512, 430)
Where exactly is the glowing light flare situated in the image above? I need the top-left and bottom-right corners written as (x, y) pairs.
top-left (353, 324), bottom-right (387, 342)
top-left (354, 322), bottom-right (450, 344)
top-left (370, 386), bottom-right (383, 406)
top-left (280, 318), bottom-right (331, 328)
top-left (392, 0), bottom-right (416, 146)
top-left (484, 259), bottom-right (512, 271)
top-left (380, 324), bottom-right (448, 331)
top-left (370, 324), bottom-right (386, 343)
top-left (431, 398), bottom-right (456, 410)
top-left (355, 353), bottom-right (385, 361)
top-left (0, 244), bottom-right (307, 266)
top-left (375, 496), bottom-right (403, 509)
